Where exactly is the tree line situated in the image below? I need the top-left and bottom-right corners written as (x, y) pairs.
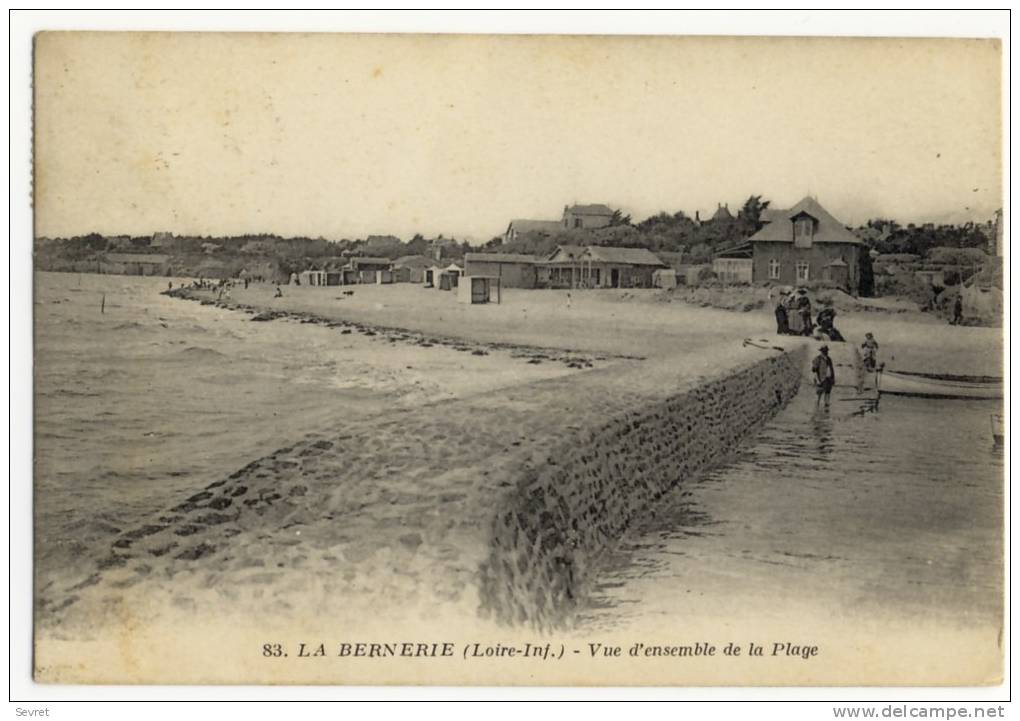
top-left (35, 198), bottom-right (997, 276)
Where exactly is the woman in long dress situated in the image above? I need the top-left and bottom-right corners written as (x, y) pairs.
top-left (786, 292), bottom-right (803, 334)
top-left (774, 293), bottom-right (790, 334)
top-left (795, 290), bottom-right (813, 336)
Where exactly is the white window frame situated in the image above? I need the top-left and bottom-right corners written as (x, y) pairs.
top-left (795, 262), bottom-right (810, 282)
top-left (768, 259), bottom-right (781, 280)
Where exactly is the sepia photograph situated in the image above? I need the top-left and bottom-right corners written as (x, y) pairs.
top-left (22, 17), bottom-right (1006, 692)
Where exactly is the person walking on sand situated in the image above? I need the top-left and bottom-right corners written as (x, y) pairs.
top-left (952, 294), bottom-right (964, 325)
top-left (812, 345), bottom-right (835, 408)
top-left (861, 332), bottom-right (879, 372)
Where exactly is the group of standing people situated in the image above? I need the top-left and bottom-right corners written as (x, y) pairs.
top-left (774, 288), bottom-right (843, 340)
top-left (773, 288), bottom-right (845, 342)
top-left (773, 288), bottom-right (813, 336)
top-left (770, 286), bottom-right (881, 409)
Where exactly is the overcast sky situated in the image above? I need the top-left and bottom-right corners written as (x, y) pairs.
top-left (34, 32), bottom-right (1002, 242)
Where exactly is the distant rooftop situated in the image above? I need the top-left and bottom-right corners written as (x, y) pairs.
top-left (348, 256), bottom-right (393, 266)
top-left (565, 203), bottom-right (614, 216)
top-left (506, 219), bottom-right (563, 234)
top-left (585, 246), bottom-right (665, 266)
top-left (464, 252), bottom-right (540, 264)
top-left (392, 255), bottom-right (432, 268)
top-left (711, 203), bottom-right (733, 221)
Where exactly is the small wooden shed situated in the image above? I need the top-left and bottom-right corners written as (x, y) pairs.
top-left (457, 276), bottom-right (501, 304)
top-left (426, 262), bottom-right (463, 289)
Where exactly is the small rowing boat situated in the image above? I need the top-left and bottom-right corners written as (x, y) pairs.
top-left (874, 369), bottom-right (1003, 400)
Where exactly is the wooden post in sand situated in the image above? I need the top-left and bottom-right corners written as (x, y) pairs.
top-left (101, 293), bottom-right (105, 314)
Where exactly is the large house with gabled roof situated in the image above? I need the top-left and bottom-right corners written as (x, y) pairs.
top-left (562, 203), bottom-right (614, 230)
top-left (503, 203), bottom-right (618, 243)
top-left (747, 197), bottom-right (864, 292)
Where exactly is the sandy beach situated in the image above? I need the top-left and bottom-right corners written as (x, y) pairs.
top-left (199, 282), bottom-right (1002, 375)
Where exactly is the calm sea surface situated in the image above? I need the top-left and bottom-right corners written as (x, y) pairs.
top-left (34, 271), bottom-right (538, 590)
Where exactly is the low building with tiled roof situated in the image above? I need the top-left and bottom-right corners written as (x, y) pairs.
top-left (463, 252), bottom-right (542, 288)
top-left (392, 255), bottom-right (433, 283)
top-left (748, 196), bottom-right (864, 292)
top-left (538, 244), bottom-right (666, 289)
top-left (584, 246), bottom-right (665, 266)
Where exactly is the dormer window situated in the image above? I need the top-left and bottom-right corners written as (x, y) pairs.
top-left (792, 213), bottom-right (815, 248)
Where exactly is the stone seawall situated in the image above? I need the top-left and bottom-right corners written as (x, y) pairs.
top-left (478, 347), bottom-right (807, 629)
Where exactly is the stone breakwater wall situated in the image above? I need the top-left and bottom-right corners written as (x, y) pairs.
top-left (478, 347), bottom-right (807, 629)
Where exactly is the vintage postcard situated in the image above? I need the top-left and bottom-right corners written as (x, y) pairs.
top-left (31, 31), bottom-right (1004, 686)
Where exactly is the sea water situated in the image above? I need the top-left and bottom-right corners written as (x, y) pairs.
top-left (580, 387), bottom-right (1004, 631)
top-left (32, 271), bottom-right (564, 592)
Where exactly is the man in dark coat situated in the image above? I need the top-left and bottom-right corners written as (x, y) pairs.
top-left (812, 345), bottom-right (835, 408)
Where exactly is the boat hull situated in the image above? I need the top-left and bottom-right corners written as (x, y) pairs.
top-left (873, 371), bottom-right (1003, 400)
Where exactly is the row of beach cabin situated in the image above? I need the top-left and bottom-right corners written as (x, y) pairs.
top-left (294, 246), bottom-right (677, 292)
top-left (295, 255), bottom-right (464, 287)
